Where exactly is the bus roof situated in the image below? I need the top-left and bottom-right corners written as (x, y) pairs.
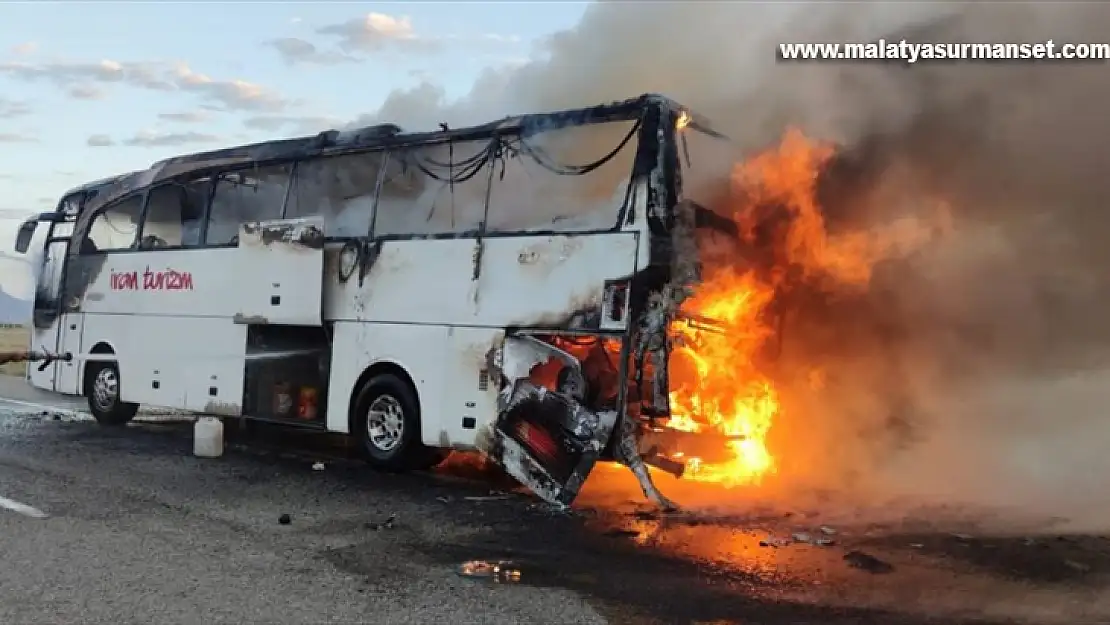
top-left (81, 93), bottom-right (696, 218)
top-left (59, 172), bottom-right (135, 198)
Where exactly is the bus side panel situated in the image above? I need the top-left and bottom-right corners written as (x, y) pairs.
top-left (80, 313), bottom-right (178, 407)
top-left (182, 320), bottom-right (246, 416)
top-left (324, 232), bottom-right (639, 328)
top-left (325, 321), bottom-right (449, 444)
top-left (441, 326), bottom-right (504, 449)
top-left (72, 249), bottom-right (239, 318)
top-left (80, 314), bottom-right (245, 413)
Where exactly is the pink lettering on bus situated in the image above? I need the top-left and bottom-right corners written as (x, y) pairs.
top-left (109, 268), bottom-right (193, 291)
top-left (110, 271), bottom-right (138, 290)
top-left (142, 267), bottom-right (194, 291)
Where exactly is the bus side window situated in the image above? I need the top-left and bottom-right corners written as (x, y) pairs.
top-left (286, 152), bottom-right (384, 238)
top-left (83, 195), bottom-right (144, 254)
top-left (206, 165), bottom-right (292, 246)
top-left (140, 178), bottom-right (210, 249)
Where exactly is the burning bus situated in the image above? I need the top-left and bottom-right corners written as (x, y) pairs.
top-left (11, 94), bottom-right (774, 509)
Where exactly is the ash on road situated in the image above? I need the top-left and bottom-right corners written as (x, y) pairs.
top-left (0, 377), bottom-right (1106, 625)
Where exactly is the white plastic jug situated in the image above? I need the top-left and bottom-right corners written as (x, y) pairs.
top-left (194, 416), bottom-right (224, 458)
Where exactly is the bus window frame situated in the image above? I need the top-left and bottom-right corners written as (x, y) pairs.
top-left (202, 164), bottom-right (296, 249)
top-left (281, 149), bottom-right (391, 240)
top-left (74, 191), bottom-right (148, 256)
top-left (133, 175), bottom-right (216, 251)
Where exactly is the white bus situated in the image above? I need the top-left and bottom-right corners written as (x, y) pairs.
top-left (12, 94), bottom-right (738, 508)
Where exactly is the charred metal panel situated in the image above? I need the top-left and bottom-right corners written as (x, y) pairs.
top-left (234, 216), bottom-right (325, 327)
top-left (240, 219), bottom-right (325, 249)
top-left (491, 380), bottom-right (618, 508)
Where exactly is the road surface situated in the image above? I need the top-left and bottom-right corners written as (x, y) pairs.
top-left (0, 375), bottom-right (1107, 624)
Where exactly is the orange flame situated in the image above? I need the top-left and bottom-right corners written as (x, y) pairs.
top-left (667, 127), bottom-right (948, 486)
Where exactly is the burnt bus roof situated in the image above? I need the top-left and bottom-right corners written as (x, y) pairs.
top-left (59, 172), bottom-right (133, 199)
top-left (78, 94), bottom-right (688, 216)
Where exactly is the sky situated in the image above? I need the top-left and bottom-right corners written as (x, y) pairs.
top-left (0, 1), bottom-right (589, 298)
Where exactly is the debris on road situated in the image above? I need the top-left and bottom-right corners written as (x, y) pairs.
top-left (1064, 559), bottom-right (1091, 573)
top-left (278, 513), bottom-right (291, 525)
top-left (819, 526), bottom-right (837, 536)
top-left (844, 550), bottom-right (894, 574)
top-left (759, 536), bottom-right (791, 548)
top-left (311, 462), bottom-right (325, 471)
top-left (461, 495), bottom-right (508, 503)
top-left (366, 513), bottom-right (396, 530)
top-left (457, 560), bottom-right (523, 584)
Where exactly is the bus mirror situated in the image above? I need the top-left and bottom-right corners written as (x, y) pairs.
top-left (13, 220), bottom-right (36, 254)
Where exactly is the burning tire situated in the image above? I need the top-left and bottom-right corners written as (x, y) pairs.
top-left (85, 361), bottom-right (138, 426)
top-left (351, 373), bottom-right (442, 471)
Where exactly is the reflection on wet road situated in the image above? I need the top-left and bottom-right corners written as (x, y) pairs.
top-left (1, 386), bottom-right (1109, 624)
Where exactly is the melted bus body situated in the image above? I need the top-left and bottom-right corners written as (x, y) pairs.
top-left (13, 94), bottom-right (734, 507)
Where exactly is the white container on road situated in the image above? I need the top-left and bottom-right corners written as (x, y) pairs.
top-left (194, 416), bottom-right (224, 458)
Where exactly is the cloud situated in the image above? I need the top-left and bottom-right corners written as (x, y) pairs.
top-left (86, 134), bottom-right (113, 147)
top-left (317, 13), bottom-right (428, 52)
top-left (242, 114), bottom-right (343, 134)
top-left (265, 38), bottom-right (356, 66)
top-left (67, 84), bottom-right (106, 100)
top-left (265, 13), bottom-right (522, 66)
top-left (10, 42), bottom-right (37, 56)
top-left (171, 63), bottom-right (290, 111)
top-left (157, 110), bottom-right (211, 123)
top-left (120, 130), bottom-right (221, 148)
top-left (0, 133), bottom-right (37, 143)
top-left (0, 59), bottom-right (289, 112)
top-left (0, 98), bottom-right (32, 119)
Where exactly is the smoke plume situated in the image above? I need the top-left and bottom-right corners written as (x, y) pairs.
top-left (366, 1), bottom-right (1110, 529)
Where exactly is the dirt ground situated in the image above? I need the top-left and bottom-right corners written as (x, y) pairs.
top-left (0, 325), bottom-right (28, 377)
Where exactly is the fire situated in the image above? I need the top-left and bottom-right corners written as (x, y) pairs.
top-left (667, 267), bottom-right (779, 485)
top-left (666, 126), bottom-right (946, 486)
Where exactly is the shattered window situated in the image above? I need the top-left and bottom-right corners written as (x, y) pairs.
top-left (84, 195), bottom-right (143, 253)
top-left (139, 178), bottom-right (210, 249)
top-left (286, 152), bottom-right (385, 238)
top-left (206, 165), bottom-right (292, 246)
top-left (485, 120), bottom-right (638, 233)
top-left (374, 140), bottom-right (493, 237)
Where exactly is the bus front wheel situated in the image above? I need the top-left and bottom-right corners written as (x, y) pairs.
top-left (352, 373), bottom-right (442, 471)
top-left (86, 361), bottom-right (139, 426)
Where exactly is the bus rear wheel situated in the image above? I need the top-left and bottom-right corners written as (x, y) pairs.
top-left (352, 373), bottom-right (442, 471)
top-left (86, 361), bottom-right (138, 426)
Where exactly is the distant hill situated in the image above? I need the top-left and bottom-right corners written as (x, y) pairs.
top-left (0, 287), bottom-right (30, 324)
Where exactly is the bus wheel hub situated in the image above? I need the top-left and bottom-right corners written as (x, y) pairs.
top-left (366, 395), bottom-right (404, 452)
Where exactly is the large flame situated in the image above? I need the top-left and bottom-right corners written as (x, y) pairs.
top-left (667, 127), bottom-right (948, 486)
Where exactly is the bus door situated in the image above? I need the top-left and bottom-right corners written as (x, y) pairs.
top-left (28, 215), bottom-right (83, 394)
top-left (234, 217), bottom-right (326, 326)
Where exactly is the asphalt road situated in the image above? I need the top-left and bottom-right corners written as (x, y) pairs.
top-left (1, 375), bottom-right (1109, 624)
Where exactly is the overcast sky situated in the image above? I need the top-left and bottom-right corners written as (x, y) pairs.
top-left (0, 1), bottom-right (589, 297)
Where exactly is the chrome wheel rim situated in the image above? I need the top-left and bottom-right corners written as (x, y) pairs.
top-left (92, 367), bottom-right (119, 412)
top-left (366, 395), bottom-right (404, 452)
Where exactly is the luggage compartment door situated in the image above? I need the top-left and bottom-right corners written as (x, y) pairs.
top-left (234, 217), bottom-right (325, 327)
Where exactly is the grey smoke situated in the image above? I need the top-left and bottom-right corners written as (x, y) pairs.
top-left (350, 1), bottom-right (1110, 528)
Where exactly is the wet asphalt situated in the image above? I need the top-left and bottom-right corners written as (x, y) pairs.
top-left (1, 376), bottom-right (1108, 624)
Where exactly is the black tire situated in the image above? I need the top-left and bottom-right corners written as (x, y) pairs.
top-left (351, 373), bottom-right (442, 471)
top-left (86, 361), bottom-right (139, 426)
